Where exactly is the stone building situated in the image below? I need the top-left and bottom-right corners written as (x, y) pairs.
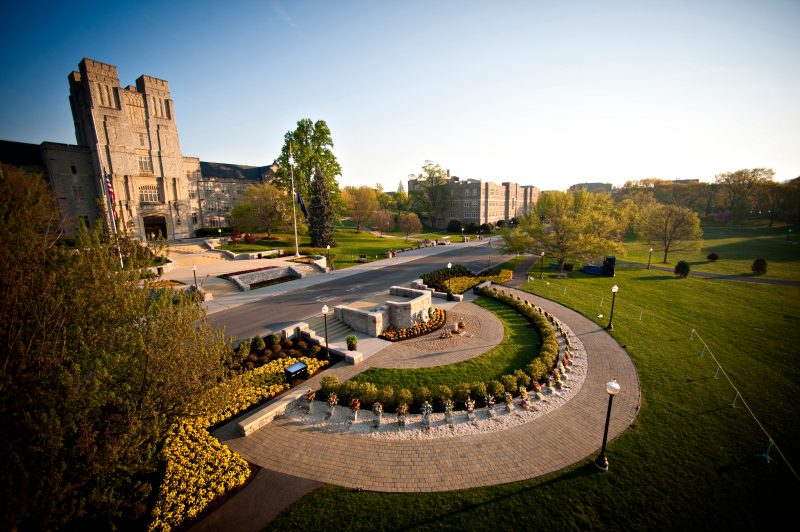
top-left (408, 174), bottom-right (540, 227)
top-left (0, 58), bottom-right (273, 240)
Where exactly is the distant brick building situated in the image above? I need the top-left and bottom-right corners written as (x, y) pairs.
top-left (0, 58), bottom-right (273, 240)
top-left (407, 174), bottom-right (540, 227)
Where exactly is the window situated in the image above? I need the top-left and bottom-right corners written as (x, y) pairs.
top-left (70, 165), bottom-right (77, 175)
top-left (189, 189), bottom-right (196, 199)
top-left (72, 185), bottom-right (83, 201)
top-left (191, 212), bottom-right (198, 225)
top-left (139, 133), bottom-right (146, 147)
top-left (220, 183), bottom-right (228, 194)
top-left (80, 215), bottom-right (90, 227)
top-left (138, 155), bottom-right (154, 173)
top-left (203, 182), bottom-right (214, 194)
top-left (139, 185), bottom-right (161, 203)
top-left (219, 199), bottom-right (230, 211)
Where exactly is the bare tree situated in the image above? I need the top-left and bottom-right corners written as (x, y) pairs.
top-left (398, 212), bottom-right (422, 241)
top-left (370, 209), bottom-right (394, 235)
top-left (638, 203), bottom-right (703, 263)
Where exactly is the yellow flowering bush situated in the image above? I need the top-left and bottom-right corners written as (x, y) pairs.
top-left (149, 355), bottom-right (329, 530)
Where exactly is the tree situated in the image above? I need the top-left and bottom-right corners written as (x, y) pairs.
top-left (309, 166), bottom-right (336, 248)
top-left (508, 189), bottom-right (624, 270)
top-left (500, 226), bottom-right (535, 255)
top-left (343, 186), bottom-right (378, 232)
top-left (410, 161), bottom-right (450, 227)
top-left (370, 209), bottom-right (394, 236)
top-left (398, 212), bottom-right (422, 241)
top-left (0, 166), bottom-right (230, 529)
top-left (394, 189), bottom-right (410, 214)
top-left (229, 183), bottom-right (291, 237)
top-left (755, 181), bottom-right (790, 226)
top-left (714, 168), bottom-right (774, 222)
top-left (638, 203), bottom-right (702, 263)
top-left (274, 118), bottom-right (344, 215)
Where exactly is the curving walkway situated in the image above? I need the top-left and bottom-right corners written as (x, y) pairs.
top-left (214, 287), bottom-right (641, 493)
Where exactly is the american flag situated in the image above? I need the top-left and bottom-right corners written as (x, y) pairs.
top-left (105, 172), bottom-right (118, 220)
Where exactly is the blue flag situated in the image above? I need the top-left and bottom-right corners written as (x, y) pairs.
top-left (296, 188), bottom-right (309, 219)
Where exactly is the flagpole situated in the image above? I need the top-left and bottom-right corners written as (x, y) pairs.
top-left (102, 168), bottom-right (124, 269)
top-left (289, 142), bottom-right (300, 257)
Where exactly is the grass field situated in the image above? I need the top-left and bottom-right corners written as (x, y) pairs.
top-left (219, 227), bottom-right (413, 269)
top-left (620, 221), bottom-right (800, 280)
top-left (350, 297), bottom-right (540, 392)
top-left (266, 252), bottom-right (800, 530)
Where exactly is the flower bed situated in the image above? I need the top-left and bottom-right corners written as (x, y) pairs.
top-left (149, 356), bottom-right (328, 530)
top-left (378, 308), bottom-right (446, 341)
top-left (421, 264), bottom-right (513, 294)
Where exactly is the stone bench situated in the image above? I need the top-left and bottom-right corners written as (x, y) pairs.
top-left (237, 385), bottom-right (309, 436)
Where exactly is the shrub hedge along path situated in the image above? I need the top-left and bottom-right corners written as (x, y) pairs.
top-left (213, 286), bottom-right (640, 493)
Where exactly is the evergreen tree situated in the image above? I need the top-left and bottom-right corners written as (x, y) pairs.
top-left (309, 166), bottom-right (336, 248)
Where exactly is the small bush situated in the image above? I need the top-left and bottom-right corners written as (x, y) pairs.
top-left (296, 341), bottom-right (308, 351)
top-left (435, 385), bottom-right (453, 406)
top-left (707, 252), bottom-right (719, 261)
top-left (268, 333), bottom-right (281, 346)
top-left (251, 335), bottom-right (266, 353)
top-left (447, 219), bottom-right (463, 232)
top-left (415, 386), bottom-right (433, 405)
top-left (281, 339), bottom-right (294, 349)
top-left (488, 380), bottom-right (505, 398)
top-left (514, 369), bottom-right (531, 388)
top-left (752, 257), bottom-right (767, 275)
top-left (320, 375), bottom-right (340, 395)
top-left (379, 385), bottom-right (395, 407)
top-left (338, 380), bottom-right (361, 404)
top-left (359, 382), bottom-right (379, 405)
top-left (397, 388), bottom-right (413, 407)
top-left (452, 383), bottom-right (471, 404)
top-left (471, 381), bottom-right (488, 400)
top-left (674, 260), bottom-right (691, 278)
top-left (237, 340), bottom-right (250, 359)
top-left (310, 345), bottom-right (321, 356)
top-left (271, 344), bottom-right (282, 354)
top-left (527, 360), bottom-right (548, 382)
top-left (243, 233), bottom-right (256, 244)
top-left (501, 374), bottom-right (518, 394)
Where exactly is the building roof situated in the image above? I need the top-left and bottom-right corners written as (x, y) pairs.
top-left (0, 140), bottom-right (44, 168)
top-left (199, 160), bottom-right (277, 181)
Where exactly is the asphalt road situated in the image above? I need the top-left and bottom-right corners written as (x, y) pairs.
top-left (208, 242), bottom-right (513, 341)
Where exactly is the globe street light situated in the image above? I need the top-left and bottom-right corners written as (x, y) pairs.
top-left (322, 305), bottom-right (330, 360)
top-left (539, 251), bottom-right (546, 279)
top-left (192, 264), bottom-right (198, 289)
top-left (461, 226), bottom-right (464, 242)
top-left (218, 227), bottom-right (222, 238)
top-left (606, 285), bottom-right (619, 330)
top-left (595, 379), bottom-right (621, 471)
top-left (647, 247), bottom-right (653, 270)
top-left (447, 262), bottom-right (452, 294)
top-left (326, 244), bottom-right (331, 273)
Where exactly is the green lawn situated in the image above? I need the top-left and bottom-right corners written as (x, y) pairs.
top-left (267, 265), bottom-right (800, 530)
top-left (620, 222), bottom-right (800, 280)
top-left (219, 227), bottom-right (413, 270)
top-left (350, 297), bottom-right (540, 391)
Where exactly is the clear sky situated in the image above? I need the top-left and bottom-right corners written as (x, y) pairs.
top-left (1, 0), bottom-right (798, 191)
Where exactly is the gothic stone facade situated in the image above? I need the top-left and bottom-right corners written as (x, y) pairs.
top-left (1, 58), bottom-right (274, 240)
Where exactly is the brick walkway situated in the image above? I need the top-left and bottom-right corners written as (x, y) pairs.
top-left (215, 286), bottom-right (641, 492)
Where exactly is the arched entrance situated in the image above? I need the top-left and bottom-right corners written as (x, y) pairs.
top-left (143, 215), bottom-right (167, 240)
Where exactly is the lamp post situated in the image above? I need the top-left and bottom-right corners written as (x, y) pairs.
top-left (288, 144), bottom-right (300, 257)
top-left (447, 262), bottom-right (452, 293)
top-left (594, 379), bottom-right (621, 471)
top-left (789, 229), bottom-right (793, 241)
top-left (539, 251), bottom-right (546, 279)
top-left (192, 264), bottom-right (198, 289)
top-left (461, 226), bottom-right (464, 242)
top-left (647, 247), bottom-right (653, 270)
top-left (606, 285), bottom-right (619, 330)
top-left (322, 305), bottom-right (330, 360)
top-left (218, 227), bottom-right (222, 238)
top-left (326, 244), bottom-right (331, 273)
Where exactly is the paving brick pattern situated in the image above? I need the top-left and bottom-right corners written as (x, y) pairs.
top-left (216, 287), bottom-right (641, 492)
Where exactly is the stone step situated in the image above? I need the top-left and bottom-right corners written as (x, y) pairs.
top-left (304, 315), bottom-right (355, 341)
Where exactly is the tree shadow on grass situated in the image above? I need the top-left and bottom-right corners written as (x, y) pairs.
top-left (631, 275), bottom-right (674, 281)
top-left (395, 462), bottom-right (599, 531)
